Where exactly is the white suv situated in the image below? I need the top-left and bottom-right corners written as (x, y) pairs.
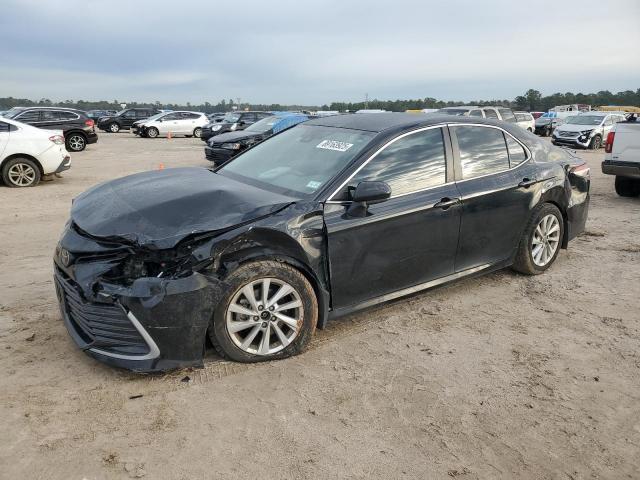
top-left (0, 117), bottom-right (70, 187)
top-left (133, 111), bottom-right (209, 138)
top-left (552, 111), bottom-right (626, 149)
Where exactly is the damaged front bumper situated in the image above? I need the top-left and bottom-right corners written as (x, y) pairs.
top-left (53, 224), bottom-right (223, 372)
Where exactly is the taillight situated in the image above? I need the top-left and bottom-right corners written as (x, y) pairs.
top-left (605, 131), bottom-right (615, 153)
top-left (85, 119), bottom-right (95, 127)
top-left (49, 135), bottom-right (65, 145)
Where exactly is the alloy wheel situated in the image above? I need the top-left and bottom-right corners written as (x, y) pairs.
top-left (7, 162), bottom-right (37, 187)
top-left (194, 127), bottom-right (202, 138)
top-left (531, 214), bottom-right (560, 267)
top-left (68, 135), bottom-right (85, 151)
top-left (226, 278), bottom-right (303, 355)
top-left (109, 123), bottom-right (119, 133)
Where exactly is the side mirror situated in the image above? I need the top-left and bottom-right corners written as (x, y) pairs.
top-left (351, 181), bottom-right (391, 204)
top-left (346, 181), bottom-right (391, 217)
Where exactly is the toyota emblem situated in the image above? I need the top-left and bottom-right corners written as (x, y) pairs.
top-left (60, 248), bottom-right (71, 267)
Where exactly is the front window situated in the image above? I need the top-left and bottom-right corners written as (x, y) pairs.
top-left (565, 115), bottom-right (605, 126)
top-left (344, 127), bottom-right (447, 198)
top-left (218, 124), bottom-right (375, 197)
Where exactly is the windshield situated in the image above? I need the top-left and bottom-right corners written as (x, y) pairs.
top-left (144, 112), bottom-right (166, 122)
top-left (565, 115), bottom-right (604, 126)
top-left (222, 113), bottom-right (241, 123)
top-left (246, 116), bottom-right (279, 133)
top-left (218, 124), bottom-right (375, 197)
top-left (440, 109), bottom-right (469, 116)
top-left (1, 108), bottom-right (24, 119)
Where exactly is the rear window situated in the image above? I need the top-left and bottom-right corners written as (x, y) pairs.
top-left (454, 126), bottom-right (509, 179)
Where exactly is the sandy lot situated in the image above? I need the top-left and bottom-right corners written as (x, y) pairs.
top-left (1, 132), bottom-right (639, 480)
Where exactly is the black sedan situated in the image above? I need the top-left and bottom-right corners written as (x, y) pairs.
top-left (54, 114), bottom-right (590, 372)
top-left (205, 114), bottom-right (309, 166)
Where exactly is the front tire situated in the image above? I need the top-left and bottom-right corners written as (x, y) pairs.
top-left (512, 203), bottom-right (564, 275)
top-left (2, 157), bottom-right (42, 187)
top-left (109, 122), bottom-right (120, 133)
top-left (589, 135), bottom-right (602, 150)
top-left (615, 176), bottom-right (640, 197)
top-left (147, 127), bottom-right (159, 138)
top-left (66, 133), bottom-right (86, 152)
top-left (193, 127), bottom-right (202, 138)
top-left (209, 260), bottom-right (318, 362)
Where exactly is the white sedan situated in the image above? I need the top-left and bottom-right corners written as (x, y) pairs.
top-left (0, 117), bottom-right (70, 187)
top-left (134, 111), bottom-right (209, 138)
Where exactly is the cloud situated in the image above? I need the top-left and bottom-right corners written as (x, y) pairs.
top-left (1, 0), bottom-right (638, 104)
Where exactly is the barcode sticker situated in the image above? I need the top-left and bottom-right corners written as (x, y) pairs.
top-left (316, 140), bottom-right (354, 152)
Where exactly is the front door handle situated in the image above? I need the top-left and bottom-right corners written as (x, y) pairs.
top-left (518, 177), bottom-right (536, 188)
top-left (434, 197), bottom-right (460, 210)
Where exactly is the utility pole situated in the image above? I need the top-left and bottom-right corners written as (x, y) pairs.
top-left (365, 93), bottom-right (369, 110)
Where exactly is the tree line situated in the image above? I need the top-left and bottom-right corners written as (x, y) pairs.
top-left (1, 88), bottom-right (638, 113)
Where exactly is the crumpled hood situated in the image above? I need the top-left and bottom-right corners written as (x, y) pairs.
top-left (71, 167), bottom-right (295, 249)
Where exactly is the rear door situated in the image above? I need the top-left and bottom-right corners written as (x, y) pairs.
top-left (450, 124), bottom-right (537, 271)
top-left (324, 126), bottom-right (461, 308)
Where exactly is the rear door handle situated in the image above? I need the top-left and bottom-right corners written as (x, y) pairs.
top-left (518, 177), bottom-right (536, 188)
top-left (434, 197), bottom-right (460, 210)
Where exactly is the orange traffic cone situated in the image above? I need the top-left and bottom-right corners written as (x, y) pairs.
top-left (158, 163), bottom-right (165, 170)
top-left (167, 132), bottom-right (172, 139)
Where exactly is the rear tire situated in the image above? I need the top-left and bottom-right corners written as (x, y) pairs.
top-left (147, 127), bottom-right (159, 138)
top-left (109, 122), bottom-right (120, 133)
top-left (66, 133), bottom-right (86, 152)
top-left (193, 127), bottom-right (202, 138)
top-left (209, 260), bottom-right (318, 363)
top-left (512, 203), bottom-right (564, 275)
top-left (615, 176), bottom-right (640, 197)
top-left (2, 157), bottom-right (42, 187)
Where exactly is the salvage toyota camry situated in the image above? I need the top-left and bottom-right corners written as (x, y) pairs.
top-left (54, 114), bottom-right (590, 372)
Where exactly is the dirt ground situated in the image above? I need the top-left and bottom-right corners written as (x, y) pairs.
top-left (1, 132), bottom-right (639, 480)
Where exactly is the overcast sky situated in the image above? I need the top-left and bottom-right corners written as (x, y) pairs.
top-left (1, 0), bottom-right (639, 105)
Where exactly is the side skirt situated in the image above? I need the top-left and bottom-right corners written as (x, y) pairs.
top-left (328, 261), bottom-right (510, 321)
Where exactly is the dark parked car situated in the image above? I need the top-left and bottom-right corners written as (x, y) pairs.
top-left (205, 113), bottom-right (309, 166)
top-left (54, 113), bottom-right (590, 372)
top-left (200, 111), bottom-right (273, 142)
top-left (97, 108), bottom-right (160, 133)
top-left (1, 107), bottom-right (98, 152)
top-left (86, 109), bottom-right (117, 123)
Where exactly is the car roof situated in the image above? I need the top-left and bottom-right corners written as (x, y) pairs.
top-left (305, 112), bottom-right (509, 133)
top-left (12, 106), bottom-right (85, 114)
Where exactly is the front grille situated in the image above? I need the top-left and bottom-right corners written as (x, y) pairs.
top-left (559, 131), bottom-right (580, 138)
top-left (55, 268), bottom-right (150, 356)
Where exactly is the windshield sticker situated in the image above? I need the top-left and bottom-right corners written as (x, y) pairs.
top-left (306, 180), bottom-right (322, 189)
top-left (316, 140), bottom-right (354, 152)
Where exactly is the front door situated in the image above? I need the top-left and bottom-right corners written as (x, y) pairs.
top-left (324, 126), bottom-right (461, 308)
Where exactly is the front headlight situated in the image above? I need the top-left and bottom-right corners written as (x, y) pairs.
top-left (580, 129), bottom-right (593, 136)
top-left (221, 142), bottom-right (242, 150)
top-left (230, 123), bottom-right (238, 131)
top-left (212, 125), bottom-right (222, 131)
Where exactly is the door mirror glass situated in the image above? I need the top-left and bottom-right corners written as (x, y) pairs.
top-left (351, 181), bottom-right (391, 204)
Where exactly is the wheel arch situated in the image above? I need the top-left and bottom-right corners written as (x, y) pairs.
top-left (1, 153), bottom-right (44, 176)
top-left (214, 228), bottom-right (330, 329)
top-left (538, 187), bottom-right (569, 248)
top-left (65, 129), bottom-right (87, 138)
